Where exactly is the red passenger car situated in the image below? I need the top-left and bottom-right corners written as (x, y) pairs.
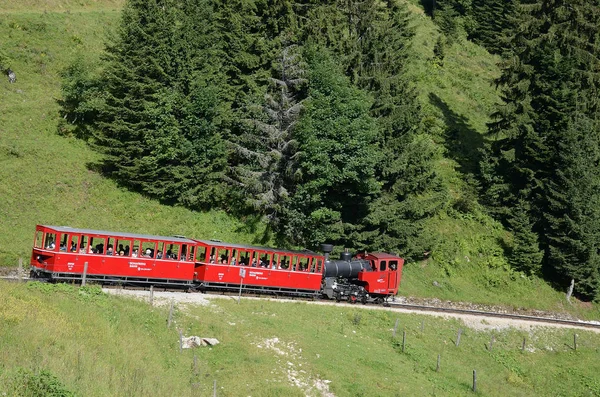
top-left (31, 225), bottom-right (198, 286)
top-left (192, 240), bottom-right (325, 296)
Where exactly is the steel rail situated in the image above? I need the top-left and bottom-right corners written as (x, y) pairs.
top-left (386, 301), bottom-right (600, 329)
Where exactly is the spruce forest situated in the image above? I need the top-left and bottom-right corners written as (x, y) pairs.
top-left (54, 0), bottom-right (600, 301)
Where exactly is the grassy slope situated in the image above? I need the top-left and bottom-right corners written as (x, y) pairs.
top-left (0, 0), bottom-right (597, 318)
top-left (2, 282), bottom-right (600, 397)
top-left (0, 3), bottom-right (264, 266)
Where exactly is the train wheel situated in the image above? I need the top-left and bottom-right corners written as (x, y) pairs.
top-left (361, 295), bottom-right (368, 305)
top-left (375, 297), bottom-right (384, 305)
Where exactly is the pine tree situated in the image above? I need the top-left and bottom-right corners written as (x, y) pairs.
top-left (283, 46), bottom-right (381, 250)
top-left (231, 42), bottom-right (306, 237)
top-left (93, 0), bottom-right (227, 209)
top-left (482, 0), bottom-right (600, 298)
top-left (470, 0), bottom-right (518, 55)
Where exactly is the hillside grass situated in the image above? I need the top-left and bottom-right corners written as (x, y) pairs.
top-left (0, 0), bottom-right (598, 318)
top-left (0, 6), bottom-right (266, 266)
top-left (1, 282), bottom-right (600, 396)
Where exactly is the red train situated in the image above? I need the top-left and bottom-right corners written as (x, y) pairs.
top-left (30, 225), bottom-right (404, 303)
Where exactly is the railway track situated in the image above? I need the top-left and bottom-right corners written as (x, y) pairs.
top-left (4, 275), bottom-right (599, 330)
top-left (385, 301), bottom-right (600, 330)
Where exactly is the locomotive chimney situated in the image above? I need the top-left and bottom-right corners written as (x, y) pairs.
top-left (321, 244), bottom-right (333, 262)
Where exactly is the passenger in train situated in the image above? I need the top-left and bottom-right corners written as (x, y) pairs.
top-left (118, 244), bottom-right (124, 253)
top-left (96, 243), bottom-right (104, 254)
top-left (156, 250), bottom-right (163, 259)
top-left (166, 249), bottom-right (173, 259)
top-left (132, 248), bottom-right (138, 258)
top-left (107, 245), bottom-right (114, 255)
top-left (46, 240), bottom-right (55, 250)
top-left (209, 254), bottom-right (216, 264)
top-left (251, 258), bottom-right (257, 267)
top-left (70, 242), bottom-right (77, 252)
top-left (79, 243), bottom-right (86, 254)
top-left (230, 257), bottom-right (237, 266)
top-left (144, 248), bottom-right (152, 258)
top-left (118, 250), bottom-right (125, 256)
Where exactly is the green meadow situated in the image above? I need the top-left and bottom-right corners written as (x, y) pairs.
top-left (1, 282), bottom-right (599, 396)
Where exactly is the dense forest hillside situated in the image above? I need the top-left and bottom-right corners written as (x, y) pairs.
top-left (1, 0), bottom-right (599, 311)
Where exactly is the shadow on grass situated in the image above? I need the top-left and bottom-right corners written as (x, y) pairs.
top-left (428, 93), bottom-right (485, 176)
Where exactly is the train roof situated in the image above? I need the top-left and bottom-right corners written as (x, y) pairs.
top-left (37, 225), bottom-right (320, 256)
top-left (366, 252), bottom-right (403, 260)
top-left (193, 239), bottom-right (320, 256)
top-left (38, 225), bottom-right (197, 244)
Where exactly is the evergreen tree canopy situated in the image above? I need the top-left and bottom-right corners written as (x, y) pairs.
top-left (481, 0), bottom-right (600, 299)
top-left (284, 47), bottom-right (381, 250)
top-left (94, 0), bottom-right (227, 209)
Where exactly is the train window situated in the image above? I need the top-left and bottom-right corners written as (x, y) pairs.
top-left (290, 256), bottom-right (299, 271)
top-left (79, 236), bottom-right (88, 253)
top-left (298, 257), bottom-right (309, 272)
top-left (217, 248), bottom-right (229, 264)
top-left (34, 231), bottom-right (43, 248)
top-left (106, 237), bottom-right (116, 255)
top-left (208, 247), bottom-right (217, 263)
top-left (69, 235), bottom-right (79, 252)
top-left (230, 249), bottom-right (238, 265)
top-left (166, 243), bottom-right (179, 260)
top-left (261, 253), bottom-right (273, 268)
top-left (155, 242), bottom-right (165, 259)
top-left (279, 255), bottom-right (291, 270)
top-left (188, 246), bottom-right (195, 261)
top-left (90, 237), bottom-right (106, 254)
top-left (380, 260), bottom-right (387, 271)
top-left (315, 258), bottom-right (323, 273)
top-left (132, 240), bottom-right (141, 257)
top-left (196, 246), bottom-right (207, 262)
top-left (239, 250), bottom-right (250, 266)
top-left (180, 244), bottom-right (189, 261)
top-left (141, 241), bottom-right (156, 258)
top-left (59, 233), bottom-right (69, 251)
top-left (389, 260), bottom-right (398, 270)
top-left (116, 239), bottom-right (131, 256)
top-left (44, 232), bottom-right (57, 250)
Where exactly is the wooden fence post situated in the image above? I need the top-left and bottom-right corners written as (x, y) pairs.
top-left (82, 262), bottom-right (88, 286)
top-left (149, 285), bottom-right (154, 306)
top-left (213, 379), bottom-right (217, 397)
top-left (18, 258), bottom-right (23, 282)
top-left (402, 331), bottom-right (406, 352)
top-left (489, 334), bottom-right (495, 351)
top-left (472, 370), bottom-right (477, 392)
top-left (167, 300), bottom-right (174, 328)
top-left (393, 318), bottom-right (399, 337)
top-left (455, 328), bottom-right (462, 347)
top-left (521, 337), bottom-right (526, 352)
top-left (573, 333), bottom-right (577, 351)
top-left (420, 320), bottom-right (424, 333)
top-left (436, 354), bottom-right (440, 372)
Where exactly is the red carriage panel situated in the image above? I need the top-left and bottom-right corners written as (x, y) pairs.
top-left (30, 225), bottom-right (197, 283)
top-left (192, 240), bottom-right (324, 293)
